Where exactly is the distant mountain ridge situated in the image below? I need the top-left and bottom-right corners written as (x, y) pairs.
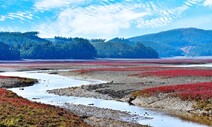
top-left (0, 28), bottom-right (211, 60)
top-left (128, 28), bottom-right (212, 57)
top-left (0, 32), bottom-right (158, 60)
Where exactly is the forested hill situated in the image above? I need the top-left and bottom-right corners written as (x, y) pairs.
top-left (0, 32), bottom-right (49, 46)
top-left (0, 32), bottom-right (159, 60)
top-left (92, 41), bottom-right (158, 58)
top-left (1, 28), bottom-right (211, 60)
top-left (0, 42), bottom-right (20, 60)
top-left (0, 32), bottom-right (97, 60)
top-left (128, 28), bottom-right (212, 57)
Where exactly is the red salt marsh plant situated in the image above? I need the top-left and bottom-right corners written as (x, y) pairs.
top-left (72, 66), bottom-right (170, 73)
top-left (0, 88), bottom-right (89, 127)
top-left (132, 69), bottom-right (212, 78)
top-left (0, 75), bottom-right (26, 79)
top-left (133, 82), bottom-right (212, 101)
top-left (132, 82), bottom-right (212, 125)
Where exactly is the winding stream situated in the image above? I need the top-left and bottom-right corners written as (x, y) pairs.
top-left (0, 71), bottom-right (207, 127)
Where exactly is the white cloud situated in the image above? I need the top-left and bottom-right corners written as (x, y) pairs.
top-left (37, 2), bottom-right (151, 38)
top-left (136, 0), bottom-right (203, 28)
top-left (203, 0), bottom-right (212, 7)
top-left (168, 14), bottom-right (212, 29)
top-left (35, 0), bottom-right (204, 38)
top-left (34, 0), bottom-right (84, 10)
top-left (0, 11), bottom-right (33, 21)
top-left (0, 16), bottom-right (6, 21)
top-left (137, 16), bottom-right (174, 28)
top-left (8, 11), bottom-right (33, 20)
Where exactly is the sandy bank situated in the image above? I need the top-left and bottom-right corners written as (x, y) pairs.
top-left (63, 103), bottom-right (147, 127)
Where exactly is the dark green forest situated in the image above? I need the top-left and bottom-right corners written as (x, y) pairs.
top-left (0, 42), bottom-right (20, 60)
top-left (92, 41), bottom-right (158, 58)
top-left (0, 32), bottom-right (158, 60)
top-left (1, 28), bottom-right (211, 60)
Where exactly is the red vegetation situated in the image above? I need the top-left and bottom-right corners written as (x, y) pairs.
top-left (0, 75), bottom-right (22, 79)
top-left (72, 66), bottom-right (169, 73)
top-left (0, 88), bottom-right (89, 126)
top-left (133, 69), bottom-right (212, 77)
top-left (0, 88), bottom-right (50, 109)
top-left (0, 58), bottom-right (212, 69)
top-left (50, 59), bottom-right (212, 65)
top-left (133, 82), bottom-right (212, 101)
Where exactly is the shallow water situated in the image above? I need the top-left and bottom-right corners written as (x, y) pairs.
top-left (0, 71), bottom-right (207, 127)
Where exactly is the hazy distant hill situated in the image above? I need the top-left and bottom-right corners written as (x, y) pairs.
top-left (128, 28), bottom-right (212, 57)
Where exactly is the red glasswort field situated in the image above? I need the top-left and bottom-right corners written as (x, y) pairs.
top-left (72, 66), bottom-right (169, 73)
top-left (133, 69), bottom-right (212, 77)
top-left (0, 88), bottom-right (47, 108)
top-left (134, 82), bottom-right (212, 101)
top-left (0, 88), bottom-right (88, 126)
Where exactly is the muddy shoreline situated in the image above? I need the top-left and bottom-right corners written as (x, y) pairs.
top-left (48, 67), bottom-right (212, 126)
top-left (0, 60), bottom-right (211, 126)
top-left (63, 103), bottom-right (147, 127)
top-left (50, 69), bottom-right (212, 101)
top-left (0, 77), bottom-right (38, 88)
top-left (0, 70), bottom-right (148, 127)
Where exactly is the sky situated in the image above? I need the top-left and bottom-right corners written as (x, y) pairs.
top-left (0, 0), bottom-right (212, 39)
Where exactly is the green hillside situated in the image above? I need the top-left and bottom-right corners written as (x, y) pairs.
top-left (128, 28), bottom-right (212, 57)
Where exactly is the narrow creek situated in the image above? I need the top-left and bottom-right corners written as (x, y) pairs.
top-left (0, 71), bottom-right (207, 127)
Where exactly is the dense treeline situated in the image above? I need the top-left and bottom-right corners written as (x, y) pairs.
top-left (20, 38), bottom-right (97, 59)
top-left (0, 32), bottom-right (158, 60)
top-left (0, 32), bottom-right (49, 46)
top-left (92, 41), bottom-right (158, 58)
top-left (0, 42), bottom-right (20, 60)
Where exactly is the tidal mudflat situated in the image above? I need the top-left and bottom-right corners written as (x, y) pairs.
top-left (0, 59), bottom-right (211, 126)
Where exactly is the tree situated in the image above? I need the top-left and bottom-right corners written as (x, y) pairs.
top-left (133, 43), bottom-right (159, 58)
top-left (0, 42), bottom-right (20, 60)
top-left (20, 42), bottom-right (57, 59)
top-left (71, 38), bottom-right (97, 59)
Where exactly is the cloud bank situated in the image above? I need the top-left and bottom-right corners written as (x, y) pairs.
top-left (1, 0), bottom-right (211, 38)
top-left (37, 2), bottom-right (151, 37)
top-left (34, 0), bottom-right (85, 10)
top-left (35, 0), bottom-right (203, 38)
top-left (203, 0), bottom-right (212, 7)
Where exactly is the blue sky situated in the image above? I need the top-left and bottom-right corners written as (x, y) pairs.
top-left (0, 0), bottom-right (212, 39)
